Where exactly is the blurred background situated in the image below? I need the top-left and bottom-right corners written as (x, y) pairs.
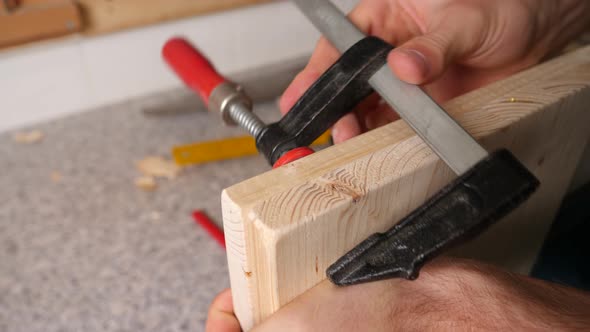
top-left (0, 1), bottom-right (354, 331)
top-left (0, 0), bottom-right (354, 131)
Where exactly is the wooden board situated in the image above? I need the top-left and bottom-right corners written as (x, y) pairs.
top-left (76, 0), bottom-right (271, 34)
top-left (0, 1), bottom-right (81, 48)
top-left (222, 46), bottom-right (590, 330)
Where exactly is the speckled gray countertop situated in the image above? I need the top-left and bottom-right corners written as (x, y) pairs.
top-left (0, 93), bottom-right (280, 332)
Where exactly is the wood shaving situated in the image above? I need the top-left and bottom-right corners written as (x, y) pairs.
top-left (13, 130), bottom-right (44, 144)
top-left (136, 156), bottom-right (180, 180)
top-left (135, 176), bottom-right (157, 191)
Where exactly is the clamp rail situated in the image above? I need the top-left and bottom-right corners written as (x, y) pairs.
top-left (292, 0), bottom-right (487, 175)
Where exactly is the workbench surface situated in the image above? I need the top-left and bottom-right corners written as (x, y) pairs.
top-left (0, 94), bottom-right (279, 332)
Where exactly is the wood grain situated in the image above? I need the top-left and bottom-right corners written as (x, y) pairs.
top-left (222, 46), bottom-right (590, 330)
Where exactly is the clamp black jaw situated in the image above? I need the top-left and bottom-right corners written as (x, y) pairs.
top-left (327, 149), bottom-right (539, 285)
top-left (255, 37), bottom-right (393, 165)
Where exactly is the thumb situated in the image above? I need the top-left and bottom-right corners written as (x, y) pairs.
top-left (388, 13), bottom-right (482, 85)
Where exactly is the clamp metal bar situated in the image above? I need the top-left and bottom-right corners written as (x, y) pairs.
top-left (292, 0), bottom-right (488, 174)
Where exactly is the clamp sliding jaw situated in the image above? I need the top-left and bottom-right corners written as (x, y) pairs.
top-left (163, 19), bottom-right (539, 286)
top-left (255, 37), bottom-right (392, 165)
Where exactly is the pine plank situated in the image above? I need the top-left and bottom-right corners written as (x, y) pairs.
top-left (222, 46), bottom-right (590, 330)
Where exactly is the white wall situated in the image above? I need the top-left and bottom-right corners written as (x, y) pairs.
top-left (0, 0), bottom-right (358, 132)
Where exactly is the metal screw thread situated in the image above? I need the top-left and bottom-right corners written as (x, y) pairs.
top-left (228, 103), bottom-right (266, 137)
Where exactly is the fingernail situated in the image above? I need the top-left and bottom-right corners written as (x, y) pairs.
top-left (398, 49), bottom-right (429, 78)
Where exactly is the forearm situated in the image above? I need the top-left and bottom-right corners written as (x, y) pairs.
top-left (255, 259), bottom-right (590, 331)
top-left (533, 0), bottom-right (590, 57)
top-left (499, 273), bottom-right (590, 330)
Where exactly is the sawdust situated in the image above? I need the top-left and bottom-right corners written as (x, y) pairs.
top-left (134, 156), bottom-right (183, 192)
top-left (136, 156), bottom-right (180, 180)
top-left (13, 130), bottom-right (44, 144)
top-left (135, 176), bottom-right (157, 191)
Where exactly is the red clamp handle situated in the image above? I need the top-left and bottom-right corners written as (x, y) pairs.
top-left (162, 37), bottom-right (226, 105)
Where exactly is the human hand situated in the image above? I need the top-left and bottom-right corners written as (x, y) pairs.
top-left (207, 259), bottom-right (590, 331)
top-left (205, 289), bottom-right (241, 332)
top-left (279, 0), bottom-right (590, 143)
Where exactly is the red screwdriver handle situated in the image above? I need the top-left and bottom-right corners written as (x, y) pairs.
top-left (162, 37), bottom-right (226, 105)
